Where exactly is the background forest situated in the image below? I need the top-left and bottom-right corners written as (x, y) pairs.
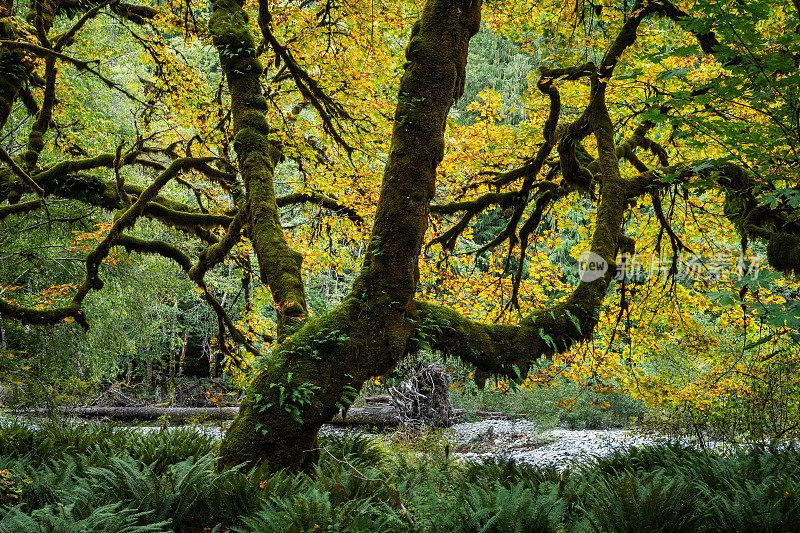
top-left (1, 0), bottom-right (799, 444)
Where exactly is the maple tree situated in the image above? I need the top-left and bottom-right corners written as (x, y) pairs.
top-left (1, 0), bottom-right (799, 472)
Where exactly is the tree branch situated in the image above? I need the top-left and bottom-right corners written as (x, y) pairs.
top-left (277, 191), bottom-right (363, 225)
top-left (0, 145), bottom-right (45, 197)
top-left (258, 3), bottom-right (355, 155)
top-left (69, 157), bottom-right (214, 308)
top-left (115, 234), bottom-right (192, 272)
top-left (0, 40), bottom-right (146, 105)
top-left (0, 198), bottom-right (42, 220)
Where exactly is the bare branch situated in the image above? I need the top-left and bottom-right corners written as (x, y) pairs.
top-left (0, 145), bottom-right (45, 196)
top-left (258, 4), bottom-right (355, 154)
top-left (54, 0), bottom-right (114, 51)
top-left (114, 141), bottom-right (132, 207)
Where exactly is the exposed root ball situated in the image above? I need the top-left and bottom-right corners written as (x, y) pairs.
top-left (389, 364), bottom-right (454, 428)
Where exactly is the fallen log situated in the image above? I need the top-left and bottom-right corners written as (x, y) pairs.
top-left (453, 409), bottom-right (529, 420)
top-left (12, 405), bottom-right (528, 426)
top-left (365, 394), bottom-right (392, 404)
top-left (59, 406), bottom-right (240, 422)
top-left (14, 405), bottom-right (400, 426)
top-left (329, 405), bottom-right (398, 426)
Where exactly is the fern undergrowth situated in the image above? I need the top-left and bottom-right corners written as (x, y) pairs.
top-left (1, 421), bottom-right (800, 532)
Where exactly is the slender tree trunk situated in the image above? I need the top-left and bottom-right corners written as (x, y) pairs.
top-left (178, 329), bottom-right (188, 377)
top-left (208, 0), bottom-right (309, 344)
top-left (146, 357), bottom-right (153, 392)
top-left (208, 339), bottom-right (217, 379)
top-left (168, 345), bottom-right (175, 384)
top-left (169, 301), bottom-right (177, 385)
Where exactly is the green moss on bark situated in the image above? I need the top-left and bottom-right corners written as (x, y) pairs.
top-left (217, 297), bottom-right (371, 472)
top-left (412, 280), bottom-right (604, 387)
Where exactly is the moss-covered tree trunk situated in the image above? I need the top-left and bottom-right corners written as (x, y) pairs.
top-left (1, 0), bottom-right (798, 476)
top-left (209, 0), bottom-right (308, 342)
top-left (215, 0), bottom-right (482, 473)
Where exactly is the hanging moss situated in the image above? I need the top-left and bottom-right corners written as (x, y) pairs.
top-left (723, 193), bottom-right (748, 234)
top-left (767, 233), bottom-right (800, 276)
top-left (0, 62), bottom-right (31, 133)
top-left (410, 279), bottom-right (603, 383)
top-left (50, 173), bottom-right (118, 208)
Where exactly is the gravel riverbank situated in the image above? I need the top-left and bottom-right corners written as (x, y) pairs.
top-left (445, 419), bottom-right (673, 471)
top-left (320, 418), bottom-right (695, 471)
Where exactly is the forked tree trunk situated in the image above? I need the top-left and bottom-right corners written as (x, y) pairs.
top-left (212, 0), bottom-right (482, 473)
top-left (2, 0), bottom-right (798, 477)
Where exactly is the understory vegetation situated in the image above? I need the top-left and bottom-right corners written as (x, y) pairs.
top-left (1, 423), bottom-right (800, 532)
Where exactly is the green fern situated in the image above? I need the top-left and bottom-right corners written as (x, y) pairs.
top-left (125, 428), bottom-right (218, 474)
top-left (0, 422), bottom-right (124, 464)
top-left (83, 454), bottom-right (247, 527)
top-left (453, 481), bottom-right (566, 533)
top-left (586, 443), bottom-right (705, 477)
top-left (238, 487), bottom-right (408, 533)
top-left (0, 502), bottom-right (171, 532)
top-left (460, 457), bottom-right (561, 490)
top-left (7, 428), bottom-right (800, 532)
top-left (318, 434), bottom-right (390, 470)
top-left (583, 469), bottom-right (700, 533)
top-left (700, 477), bottom-right (800, 532)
